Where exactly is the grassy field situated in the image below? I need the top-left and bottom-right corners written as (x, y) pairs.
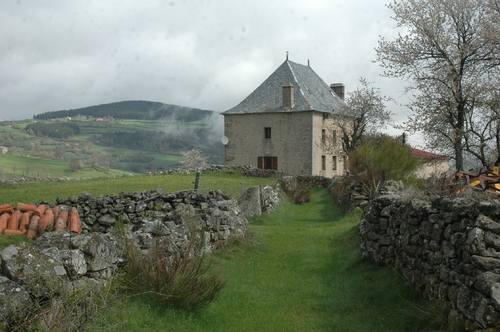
top-left (0, 171), bottom-right (274, 205)
top-left (0, 154), bottom-right (131, 179)
top-left (96, 189), bottom-right (458, 332)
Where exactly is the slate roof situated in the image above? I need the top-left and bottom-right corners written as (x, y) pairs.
top-left (223, 60), bottom-right (345, 115)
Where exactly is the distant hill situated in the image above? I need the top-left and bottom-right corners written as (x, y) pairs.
top-left (33, 100), bottom-right (214, 121)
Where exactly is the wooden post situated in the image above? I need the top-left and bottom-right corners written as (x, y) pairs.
top-left (380, 170), bottom-right (386, 192)
top-left (194, 172), bottom-right (201, 190)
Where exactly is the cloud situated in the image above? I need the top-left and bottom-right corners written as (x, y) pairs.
top-left (0, 0), bottom-right (409, 141)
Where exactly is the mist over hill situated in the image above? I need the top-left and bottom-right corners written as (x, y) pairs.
top-left (26, 100), bottom-right (225, 171)
top-left (33, 100), bottom-right (215, 121)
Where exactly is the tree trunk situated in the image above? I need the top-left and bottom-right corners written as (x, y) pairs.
top-left (454, 139), bottom-right (464, 171)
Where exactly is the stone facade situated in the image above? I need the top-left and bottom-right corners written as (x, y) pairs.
top-left (222, 59), bottom-right (347, 177)
top-left (224, 111), bottom-right (345, 177)
top-left (359, 193), bottom-right (500, 329)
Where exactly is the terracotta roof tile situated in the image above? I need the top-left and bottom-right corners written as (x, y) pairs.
top-left (0, 203), bottom-right (80, 239)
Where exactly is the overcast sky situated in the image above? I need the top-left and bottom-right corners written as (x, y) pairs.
top-left (0, 0), bottom-right (421, 145)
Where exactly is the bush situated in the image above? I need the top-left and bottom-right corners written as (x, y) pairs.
top-left (329, 176), bottom-right (354, 212)
top-left (278, 176), bottom-right (311, 204)
top-left (348, 135), bottom-right (421, 198)
top-left (119, 234), bottom-right (225, 311)
top-left (69, 158), bottom-right (84, 172)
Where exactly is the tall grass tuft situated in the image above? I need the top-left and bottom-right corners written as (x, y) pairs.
top-left (120, 234), bottom-right (225, 311)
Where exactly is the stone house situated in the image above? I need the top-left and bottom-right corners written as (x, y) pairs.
top-left (222, 58), bottom-right (348, 177)
top-left (410, 147), bottom-right (451, 178)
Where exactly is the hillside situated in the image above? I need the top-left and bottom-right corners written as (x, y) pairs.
top-left (33, 100), bottom-right (214, 121)
top-left (0, 101), bottom-right (224, 178)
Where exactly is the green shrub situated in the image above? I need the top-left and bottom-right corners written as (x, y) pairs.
top-left (348, 134), bottom-right (421, 197)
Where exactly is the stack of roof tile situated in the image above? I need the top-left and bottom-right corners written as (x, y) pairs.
top-left (0, 203), bottom-right (81, 239)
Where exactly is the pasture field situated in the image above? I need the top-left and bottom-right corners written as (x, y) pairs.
top-left (0, 171), bottom-right (275, 205)
top-left (0, 118), bottom-right (216, 177)
top-left (0, 154), bottom-right (129, 179)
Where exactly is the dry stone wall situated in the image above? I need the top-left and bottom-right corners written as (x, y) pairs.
top-left (359, 193), bottom-right (500, 329)
top-left (55, 188), bottom-right (249, 253)
top-left (0, 186), bottom-right (276, 324)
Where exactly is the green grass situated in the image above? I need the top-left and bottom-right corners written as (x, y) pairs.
top-left (0, 171), bottom-right (275, 205)
top-left (0, 154), bottom-right (129, 179)
top-left (0, 233), bottom-right (27, 251)
top-left (97, 189), bottom-right (455, 332)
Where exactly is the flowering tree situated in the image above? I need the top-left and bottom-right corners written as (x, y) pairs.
top-left (179, 148), bottom-right (209, 171)
top-left (376, 0), bottom-right (500, 170)
top-left (338, 78), bottom-right (393, 154)
top-left (179, 148), bottom-right (209, 189)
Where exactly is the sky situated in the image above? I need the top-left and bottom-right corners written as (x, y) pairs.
top-left (0, 0), bottom-right (421, 146)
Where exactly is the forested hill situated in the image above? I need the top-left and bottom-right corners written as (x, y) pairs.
top-left (33, 100), bottom-right (214, 121)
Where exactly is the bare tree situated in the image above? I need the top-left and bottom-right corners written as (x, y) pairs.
top-left (376, 0), bottom-right (500, 170)
top-left (337, 78), bottom-right (393, 154)
top-left (69, 158), bottom-right (84, 172)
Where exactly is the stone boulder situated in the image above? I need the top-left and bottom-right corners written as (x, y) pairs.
top-left (34, 232), bottom-right (123, 279)
top-left (0, 276), bottom-right (31, 322)
top-left (238, 186), bottom-right (262, 217)
top-left (0, 242), bottom-right (68, 298)
top-left (0, 231), bottom-right (123, 301)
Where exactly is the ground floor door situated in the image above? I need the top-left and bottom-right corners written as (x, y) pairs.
top-left (258, 156), bottom-right (278, 170)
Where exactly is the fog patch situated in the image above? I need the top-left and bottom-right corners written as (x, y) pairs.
top-left (156, 109), bottom-right (224, 145)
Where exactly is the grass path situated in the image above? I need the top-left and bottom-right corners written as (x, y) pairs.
top-left (107, 189), bottom-right (448, 331)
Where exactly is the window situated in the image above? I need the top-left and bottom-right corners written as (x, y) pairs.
top-left (332, 130), bottom-right (337, 145)
top-left (264, 127), bottom-right (271, 139)
top-left (321, 129), bottom-right (326, 144)
top-left (321, 155), bottom-right (326, 171)
top-left (323, 113), bottom-right (329, 121)
top-left (258, 156), bottom-right (278, 170)
top-left (332, 156), bottom-right (337, 171)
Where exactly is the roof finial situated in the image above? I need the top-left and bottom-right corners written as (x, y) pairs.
top-left (286, 51), bottom-right (289, 61)
top-left (308, 59), bottom-right (310, 67)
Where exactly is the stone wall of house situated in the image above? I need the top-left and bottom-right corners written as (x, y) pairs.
top-left (223, 112), bottom-right (346, 177)
top-left (223, 112), bottom-right (314, 176)
top-left (359, 193), bottom-right (500, 329)
top-left (311, 111), bottom-right (346, 178)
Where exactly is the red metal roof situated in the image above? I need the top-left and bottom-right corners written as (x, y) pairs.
top-left (410, 148), bottom-right (450, 160)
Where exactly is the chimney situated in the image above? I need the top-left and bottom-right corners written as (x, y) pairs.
top-left (330, 83), bottom-right (345, 100)
top-left (283, 83), bottom-right (294, 109)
